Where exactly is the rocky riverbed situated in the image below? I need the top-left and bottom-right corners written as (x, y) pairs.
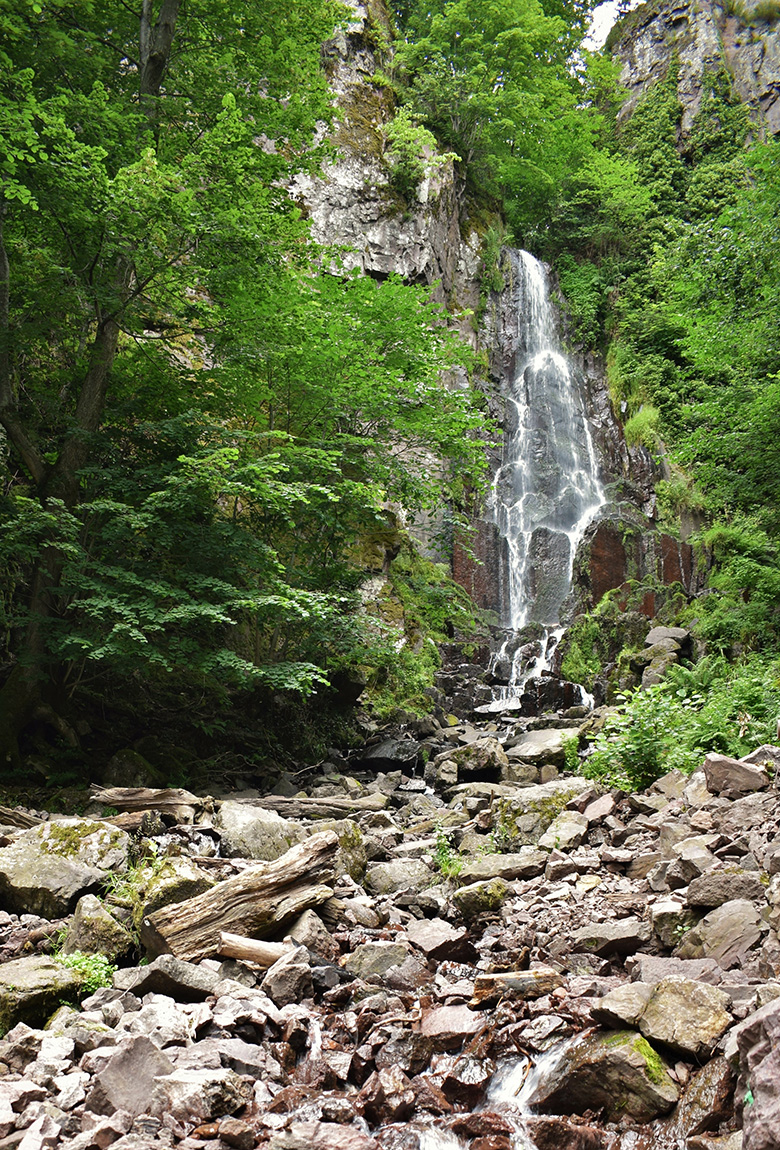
top-left (1, 705), bottom-right (779, 1150)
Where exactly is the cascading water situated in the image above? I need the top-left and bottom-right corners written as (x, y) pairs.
top-left (489, 250), bottom-right (606, 703)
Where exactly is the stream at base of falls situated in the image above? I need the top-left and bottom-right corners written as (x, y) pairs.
top-left (487, 249), bottom-right (606, 709)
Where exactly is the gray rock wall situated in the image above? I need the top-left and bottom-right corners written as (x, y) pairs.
top-left (612, 0), bottom-right (780, 136)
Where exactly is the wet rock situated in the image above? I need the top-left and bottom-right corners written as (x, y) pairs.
top-left (215, 802), bottom-right (307, 861)
top-left (527, 1029), bottom-right (679, 1123)
top-left (0, 956), bottom-right (85, 1034)
top-left (663, 1057), bottom-right (735, 1142)
top-left (419, 1004), bottom-right (482, 1051)
top-left (703, 754), bottom-right (770, 799)
top-left (0, 821), bottom-right (130, 917)
top-left (675, 899), bottom-right (762, 969)
top-left (524, 1117), bottom-right (608, 1150)
top-left (61, 894), bottom-right (133, 962)
top-left (570, 916), bottom-right (651, 957)
top-left (452, 877), bottom-right (509, 920)
top-left (734, 997), bottom-right (780, 1149)
top-left (356, 1066), bottom-right (415, 1125)
top-left (592, 982), bottom-right (655, 1028)
top-left (439, 1053), bottom-right (494, 1106)
top-left (365, 859), bottom-right (431, 895)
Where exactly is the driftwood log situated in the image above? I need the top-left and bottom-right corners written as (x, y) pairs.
top-left (218, 932), bottom-right (291, 967)
top-left (231, 793), bottom-right (388, 818)
top-left (469, 966), bottom-right (565, 1008)
top-left (140, 830), bottom-right (338, 962)
top-left (0, 805), bottom-right (43, 829)
top-left (90, 785), bottom-right (202, 823)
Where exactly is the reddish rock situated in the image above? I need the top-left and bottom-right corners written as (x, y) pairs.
top-left (439, 1053), bottom-right (495, 1106)
top-left (452, 522), bottom-right (504, 613)
top-left (419, 1005), bottom-right (483, 1051)
top-left (450, 1112), bottom-right (515, 1139)
top-left (584, 523), bottom-right (628, 604)
top-left (409, 1074), bottom-right (452, 1115)
top-left (356, 1067), bottom-right (415, 1126)
top-left (525, 1116), bottom-right (613, 1150)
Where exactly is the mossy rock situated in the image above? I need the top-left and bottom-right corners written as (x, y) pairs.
top-left (0, 956), bottom-right (86, 1037)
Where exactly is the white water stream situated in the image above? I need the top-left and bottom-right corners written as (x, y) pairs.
top-left (489, 250), bottom-right (606, 702)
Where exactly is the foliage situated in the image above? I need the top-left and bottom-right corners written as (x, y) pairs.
top-left (581, 655), bottom-right (780, 789)
top-left (434, 823), bottom-right (463, 878)
top-left (624, 405), bottom-right (661, 450)
top-left (394, 0), bottom-right (600, 236)
top-left (384, 105), bottom-right (457, 201)
top-left (56, 951), bottom-right (116, 994)
top-left (0, 0), bottom-right (494, 768)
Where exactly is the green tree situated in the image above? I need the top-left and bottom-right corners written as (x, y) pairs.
top-left (0, 0), bottom-right (488, 770)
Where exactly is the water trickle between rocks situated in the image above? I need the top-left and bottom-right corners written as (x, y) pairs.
top-left (488, 250), bottom-right (605, 708)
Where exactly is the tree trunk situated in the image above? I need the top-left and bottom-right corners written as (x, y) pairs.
top-left (140, 831), bottom-right (339, 961)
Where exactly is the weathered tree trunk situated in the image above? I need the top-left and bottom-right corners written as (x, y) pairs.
top-left (140, 830), bottom-right (339, 961)
top-left (218, 932), bottom-right (291, 968)
top-left (231, 793), bottom-right (388, 818)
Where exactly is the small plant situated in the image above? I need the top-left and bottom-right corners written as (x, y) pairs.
top-left (562, 734), bottom-right (580, 772)
top-left (433, 824), bottom-right (463, 879)
top-left (56, 951), bottom-right (116, 994)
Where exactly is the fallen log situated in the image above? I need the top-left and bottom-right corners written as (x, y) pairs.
top-left (90, 785), bottom-right (202, 823)
top-left (469, 966), bottom-right (565, 1008)
top-left (0, 805), bottom-right (43, 829)
top-left (218, 932), bottom-right (291, 967)
top-left (231, 793), bottom-right (388, 818)
top-left (140, 830), bottom-right (339, 962)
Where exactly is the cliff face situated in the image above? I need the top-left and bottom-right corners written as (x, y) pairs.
top-left (613, 0), bottom-right (780, 136)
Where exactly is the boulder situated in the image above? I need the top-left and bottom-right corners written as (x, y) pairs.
top-left (434, 738), bottom-right (509, 783)
top-left (61, 894), bottom-right (133, 962)
top-left (267, 1121), bottom-right (379, 1150)
top-left (315, 819), bottom-right (366, 882)
top-left (405, 918), bottom-right (477, 963)
top-left (571, 917), bottom-right (651, 957)
top-left (343, 942), bottom-right (412, 982)
top-left (215, 802), bottom-right (307, 861)
top-left (686, 867), bottom-right (767, 909)
top-left (0, 956), bottom-right (85, 1035)
top-left (359, 738), bottom-right (421, 771)
top-left (452, 877), bottom-right (509, 920)
top-left (537, 810), bottom-right (589, 851)
top-left (113, 955), bottom-right (220, 1001)
top-left (364, 858), bottom-right (431, 895)
top-left (637, 977), bottom-right (733, 1059)
top-left (735, 997), bottom-right (780, 1150)
top-left (419, 1005), bottom-right (482, 1051)
top-left (260, 946), bottom-right (313, 1006)
top-left (675, 899), bottom-right (762, 969)
top-left (150, 1067), bottom-right (252, 1123)
top-left (505, 729), bottom-right (568, 767)
top-left (84, 1035), bottom-right (175, 1117)
top-left (527, 1029), bottom-right (679, 1123)
top-left (137, 856), bottom-right (216, 919)
top-left (490, 779), bottom-right (592, 848)
top-left (356, 1066), bottom-right (415, 1125)
top-left (457, 848), bottom-right (547, 885)
top-left (703, 753), bottom-right (770, 799)
top-left (0, 820), bottom-right (130, 917)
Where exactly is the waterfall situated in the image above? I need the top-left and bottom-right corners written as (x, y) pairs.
top-left (489, 250), bottom-right (606, 702)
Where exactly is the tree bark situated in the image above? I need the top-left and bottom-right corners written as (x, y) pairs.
top-left (218, 932), bottom-right (291, 968)
top-left (140, 831), bottom-right (339, 961)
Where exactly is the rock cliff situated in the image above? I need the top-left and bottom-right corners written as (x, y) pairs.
top-left (612, 0), bottom-right (780, 136)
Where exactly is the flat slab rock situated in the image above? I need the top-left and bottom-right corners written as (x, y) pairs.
top-left (703, 752), bottom-right (770, 798)
top-left (571, 916), bottom-right (651, 957)
top-left (419, 1004), bottom-right (483, 1050)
